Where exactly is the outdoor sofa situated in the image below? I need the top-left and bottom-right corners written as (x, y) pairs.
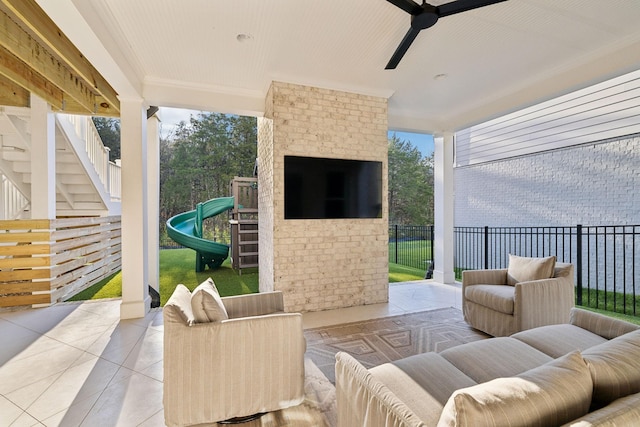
top-left (336, 307), bottom-right (640, 426)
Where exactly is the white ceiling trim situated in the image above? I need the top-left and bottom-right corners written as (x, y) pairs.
top-left (143, 77), bottom-right (265, 117)
top-left (267, 73), bottom-right (396, 100)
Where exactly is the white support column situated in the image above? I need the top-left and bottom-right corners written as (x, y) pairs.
top-left (30, 95), bottom-right (56, 219)
top-left (120, 97), bottom-right (150, 319)
top-left (0, 175), bottom-right (5, 220)
top-left (433, 132), bottom-right (455, 284)
top-left (146, 112), bottom-right (160, 295)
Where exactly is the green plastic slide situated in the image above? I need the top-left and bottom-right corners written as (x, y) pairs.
top-left (166, 197), bottom-right (235, 272)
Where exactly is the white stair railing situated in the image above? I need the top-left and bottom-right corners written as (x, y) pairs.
top-left (1, 174), bottom-right (29, 219)
top-left (109, 160), bottom-right (121, 201)
top-left (58, 114), bottom-right (121, 199)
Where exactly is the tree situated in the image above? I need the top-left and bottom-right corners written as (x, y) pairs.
top-left (92, 117), bottom-right (121, 160)
top-left (388, 134), bottom-right (434, 225)
top-left (159, 112), bottom-right (257, 242)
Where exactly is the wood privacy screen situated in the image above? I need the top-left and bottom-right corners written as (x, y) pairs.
top-left (0, 216), bottom-right (121, 308)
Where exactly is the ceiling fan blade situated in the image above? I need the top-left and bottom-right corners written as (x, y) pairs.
top-left (386, 0), bottom-right (423, 15)
top-left (437, 0), bottom-right (508, 17)
top-left (385, 26), bottom-right (421, 69)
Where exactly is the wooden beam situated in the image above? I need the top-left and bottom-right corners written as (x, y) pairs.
top-left (63, 96), bottom-right (119, 117)
top-left (1, 0), bottom-right (120, 114)
top-left (0, 73), bottom-right (29, 107)
top-left (0, 7), bottom-right (98, 115)
top-left (0, 44), bottom-right (64, 110)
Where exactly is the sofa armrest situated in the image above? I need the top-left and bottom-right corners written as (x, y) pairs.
top-left (515, 276), bottom-right (575, 331)
top-left (569, 307), bottom-right (640, 339)
top-left (164, 313), bottom-right (305, 425)
top-left (462, 269), bottom-right (508, 287)
top-left (221, 291), bottom-right (284, 318)
top-left (335, 352), bottom-right (425, 427)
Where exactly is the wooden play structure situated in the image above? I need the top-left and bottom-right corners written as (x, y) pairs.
top-left (229, 177), bottom-right (258, 273)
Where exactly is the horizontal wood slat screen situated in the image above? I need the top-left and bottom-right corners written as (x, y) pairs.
top-left (0, 216), bottom-right (121, 308)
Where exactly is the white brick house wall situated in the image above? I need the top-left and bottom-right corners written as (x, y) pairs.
top-left (455, 134), bottom-right (640, 227)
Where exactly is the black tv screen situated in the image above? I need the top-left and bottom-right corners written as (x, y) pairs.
top-left (284, 156), bottom-right (382, 219)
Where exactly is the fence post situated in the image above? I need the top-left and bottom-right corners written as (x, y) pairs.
top-left (576, 224), bottom-right (583, 306)
top-left (394, 224), bottom-right (398, 264)
top-left (429, 224), bottom-right (434, 265)
top-left (484, 226), bottom-right (489, 269)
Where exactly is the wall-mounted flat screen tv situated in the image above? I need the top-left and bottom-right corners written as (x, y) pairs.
top-left (284, 156), bottom-right (382, 219)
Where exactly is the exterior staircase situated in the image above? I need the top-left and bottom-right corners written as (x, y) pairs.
top-left (0, 106), bottom-right (121, 219)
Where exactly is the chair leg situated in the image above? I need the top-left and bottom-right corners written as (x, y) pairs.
top-left (218, 413), bottom-right (266, 424)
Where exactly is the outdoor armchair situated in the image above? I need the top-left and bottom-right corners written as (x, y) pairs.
top-left (462, 256), bottom-right (575, 337)
top-left (163, 280), bottom-right (306, 426)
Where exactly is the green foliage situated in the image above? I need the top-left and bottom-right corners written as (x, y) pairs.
top-left (92, 117), bottom-right (121, 160)
top-left (160, 112), bottom-right (257, 242)
top-left (388, 134), bottom-right (433, 225)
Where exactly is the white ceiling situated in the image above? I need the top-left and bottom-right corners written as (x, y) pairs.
top-left (39, 0), bottom-right (640, 133)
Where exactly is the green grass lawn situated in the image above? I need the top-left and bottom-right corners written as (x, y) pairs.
top-left (68, 249), bottom-right (426, 306)
top-left (69, 250), bottom-right (640, 326)
top-left (389, 263), bottom-right (426, 282)
top-left (577, 288), bottom-right (640, 325)
top-left (68, 248), bottom-right (259, 306)
top-left (389, 239), bottom-right (432, 271)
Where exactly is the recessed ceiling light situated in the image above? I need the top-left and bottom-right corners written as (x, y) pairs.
top-left (236, 33), bottom-right (253, 43)
top-left (434, 73), bottom-right (448, 80)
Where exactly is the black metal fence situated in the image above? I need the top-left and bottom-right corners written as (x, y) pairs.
top-left (454, 225), bottom-right (640, 317)
top-left (389, 225), bottom-right (434, 271)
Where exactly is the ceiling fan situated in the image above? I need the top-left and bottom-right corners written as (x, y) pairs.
top-left (385, 0), bottom-right (509, 69)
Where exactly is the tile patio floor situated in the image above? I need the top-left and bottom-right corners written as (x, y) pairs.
top-left (0, 280), bottom-right (461, 426)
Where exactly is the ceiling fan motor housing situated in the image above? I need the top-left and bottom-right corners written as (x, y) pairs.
top-left (412, 6), bottom-right (439, 30)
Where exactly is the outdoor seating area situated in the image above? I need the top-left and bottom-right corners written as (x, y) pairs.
top-left (1, 0), bottom-right (640, 425)
top-left (0, 280), bottom-right (461, 426)
top-left (336, 307), bottom-right (640, 426)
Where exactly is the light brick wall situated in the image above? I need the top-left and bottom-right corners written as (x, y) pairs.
top-left (257, 127), bottom-right (274, 292)
top-left (454, 135), bottom-right (640, 226)
top-left (258, 81), bottom-right (388, 312)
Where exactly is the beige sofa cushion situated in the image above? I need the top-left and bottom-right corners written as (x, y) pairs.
top-left (512, 324), bottom-right (608, 358)
top-left (440, 337), bottom-right (552, 383)
top-left (561, 392), bottom-right (640, 426)
top-left (464, 285), bottom-right (514, 314)
top-left (507, 254), bottom-right (556, 285)
top-left (370, 352), bottom-right (477, 426)
top-left (570, 308), bottom-right (640, 339)
top-left (191, 278), bottom-right (228, 323)
top-left (438, 351), bottom-right (592, 427)
top-left (335, 352), bottom-right (425, 427)
top-left (582, 329), bottom-right (640, 406)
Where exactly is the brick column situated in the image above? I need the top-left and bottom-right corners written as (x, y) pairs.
top-left (259, 82), bottom-right (389, 312)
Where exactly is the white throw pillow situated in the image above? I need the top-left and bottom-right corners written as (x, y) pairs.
top-left (191, 277), bottom-right (229, 323)
top-left (507, 254), bottom-right (556, 285)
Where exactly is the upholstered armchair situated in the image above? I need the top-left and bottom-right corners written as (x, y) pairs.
top-left (462, 255), bottom-right (575, 337)
top-left (163, 279), bottom-right (306, 426)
